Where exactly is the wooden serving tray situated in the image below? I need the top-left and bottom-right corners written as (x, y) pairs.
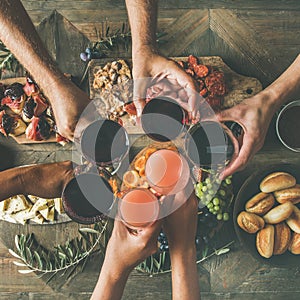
top-left (1, 77), bottom-right (57, 144)
top-left (89, 56), bottom-right (263, 134)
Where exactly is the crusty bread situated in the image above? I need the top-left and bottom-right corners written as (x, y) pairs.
top-left (260, 172), bottom-right (296, 193)
top-left (274, 184), bottom-right (300, 205)
top-left (245, 192), bottom-right (275, 215)
top-left (256, 224), bottom-right (274, 258)
top-left (263, 202), bottom-right (294, 224)
top-left (288, 232), bottom-right (300, 255)
top-left (286, 205), bottom-right (300, 234)
top-left (273, 222), bottom-right (291, 255)
top-left (237, 211), bottom-right (265, 234)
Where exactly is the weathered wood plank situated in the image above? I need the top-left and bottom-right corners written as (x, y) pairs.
top-left (209, 9), bottom-right (290, 85)
top-left (21, 0), bottom-right (300, 11)
top-left (160, 10), bottom-right (209, 56)
top-left (37, 11), bottom-right (89, 78)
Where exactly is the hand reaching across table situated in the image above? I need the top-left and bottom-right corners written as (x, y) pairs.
top-left (217, 54), bottom-right (300, 178)
top-left (0, 161), bottom-right (74, 201)
top-left (91, 219), bottom-right (162, 300)
top-left (125, 0), bottom-right (200, 121)
top-left (0, 0), bottom-right (91, 141)
top-left (163, 181), bottom-right (201, 300)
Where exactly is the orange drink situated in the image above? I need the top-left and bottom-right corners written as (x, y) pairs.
top-left (145, 149), bottom-right (190, 195)
top-left (119, 188), bottom-right (159, 229)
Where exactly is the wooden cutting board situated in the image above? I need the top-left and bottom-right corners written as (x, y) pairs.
top-left (0, 77), bottom-right (57, 144)
top-left (89, 56), bottom-right (262, 134)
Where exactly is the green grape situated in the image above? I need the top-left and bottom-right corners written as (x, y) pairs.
top-left (215, 178), bottom-right (222, 184)
top-left (212, 197), bottom-right (220, 206)
top-left (217, 213), bottom-right (223, 221)
top-left (223, 212), bottom-right (229, 221)
top-left (197, 190), bottom-right (203, 198)
top-left (219, 189), bottom-right (226, 197)
top-left (225, 178), bottom-right (232, 185)
top-left (207, 202), bottom-right (213, 209)
top-left (197, 182), bottom-right (203, 190)
top-left (208, 189), bottom-right (215, 195)
top-left (207, 183), bottom-right (213, 189)
top-left (206, 194), bottom-right (213, 202)
top-left (209, 208), bottom-right (214, 213)
top-left (214, 205), bottom-right (220, 211)
top-left (202, 186), bottom-right (208, 192)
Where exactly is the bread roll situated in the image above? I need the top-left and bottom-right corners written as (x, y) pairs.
top-left (256, 224), bottom-right (274, 258)
top-left (237, 211), bottom-right (265, 234)
top-left (288, 232), bottom-right (300, 255)
top-left (245, 192), bottom-right (275, 215)
top-left (286, 205), bottom-right (300, 234)
top-left (260, 172), bottom-right (296, 193)
top-left (274, 184), bottom-right (300, 205)
top-left (273, 222), bottom-right (291, 255)
top-left (263, 202), bottom-right (294, 224)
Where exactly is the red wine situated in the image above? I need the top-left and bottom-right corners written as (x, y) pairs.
top-left (141, 97), bottom-right (185, 142)
top-left (62, 173), bottom-right (114, 224)
top-left (278, 106), bottom-right (300, 149)
top-left (81, 119), bottom-right (129, 167)
top-left (185, 121), bottom-right (234, 167)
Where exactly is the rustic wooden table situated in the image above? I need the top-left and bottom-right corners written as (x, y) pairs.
top-left (1, 1), bottom-right (300, 299)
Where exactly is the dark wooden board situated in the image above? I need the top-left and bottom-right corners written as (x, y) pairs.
top-left (89, 56), bottom-right (262, 134)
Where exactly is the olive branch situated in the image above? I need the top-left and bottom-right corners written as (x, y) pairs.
top-left (8, 220), bottom-right (110, 283)
top-left (135, 240), bottom-right (234, 275)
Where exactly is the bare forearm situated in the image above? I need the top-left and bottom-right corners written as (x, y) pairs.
top-left (0, 161), bottom-right (74, 201)
top-left (91, 260), bottom-right (130, 300)
top-left (264, 54), bottom-right (300, 110)
top-left (0, 0), bottom-right (63, 91)
top-left (125, 0), bottom-right (158, 57)
top-left (170, 249), bottom-right (200, 300)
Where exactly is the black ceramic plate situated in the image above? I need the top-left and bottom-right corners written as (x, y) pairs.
top-left (233, 163), bottom-right (300, 267)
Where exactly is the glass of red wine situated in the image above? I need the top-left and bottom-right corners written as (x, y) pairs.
top-left (80, 119), bottom-right (129, 174)
top-left (62, 173), bottom-right (115, 224)
top-left (141, 97), bottom-right (186, 142)
top-left (185, 120), bottom-right (239, 171)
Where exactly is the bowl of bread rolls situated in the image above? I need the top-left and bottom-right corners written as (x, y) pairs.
top-left (233, 164), bottom-right (300, 267)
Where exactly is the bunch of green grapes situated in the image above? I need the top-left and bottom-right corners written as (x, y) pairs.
top-left (195, 171), bottom-right (233, 221)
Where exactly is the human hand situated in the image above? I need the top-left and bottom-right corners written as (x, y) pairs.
top-left (132, 49), bottom-right (200, 120)
top-left (0, 161), bottom-right (74, 201)
top-left (216, 92), bottom-right (277, 178)
top-left (91, 219), bottom-right (161, 300)
top-left (43, 77), bottom-right (92, 141)
top-left (21, 160), bottom-right (75, 199)
top-left (104, 219), bottom-right (162, 273)
top-left (163, 180), bottom-right (198, 253)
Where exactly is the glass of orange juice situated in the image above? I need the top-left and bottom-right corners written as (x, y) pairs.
top-left (118, 188), bottom-right (160, 230)
top-left (145, 149), bottom-right (190, 195)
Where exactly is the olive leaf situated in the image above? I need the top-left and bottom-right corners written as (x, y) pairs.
top-left (8, 221), bottom-right (109, 283)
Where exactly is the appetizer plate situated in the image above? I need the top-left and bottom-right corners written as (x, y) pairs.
top-left (233, 163), bottom-right (300, 267)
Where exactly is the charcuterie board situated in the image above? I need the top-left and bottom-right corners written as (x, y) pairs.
top-left (0, 77), bottom-right (58, 144)
top-left (89, 56), bottom-right (262, 135)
